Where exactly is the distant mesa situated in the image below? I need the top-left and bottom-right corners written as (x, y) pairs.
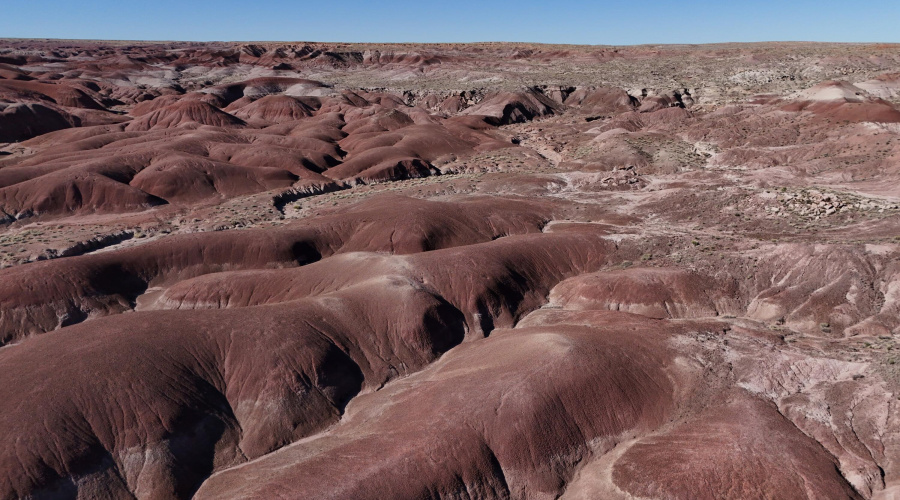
top-left (781, 80), bottom-right (900, 123)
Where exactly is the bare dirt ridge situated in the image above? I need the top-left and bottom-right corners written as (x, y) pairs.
top-left (1, 40), bottom-right (900, 499)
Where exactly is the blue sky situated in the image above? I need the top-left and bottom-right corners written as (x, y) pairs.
top-left (3, 0), bottom-right (899, 45)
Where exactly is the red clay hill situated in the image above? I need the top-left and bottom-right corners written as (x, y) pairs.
top-left (2, 39), bottom-right (900, 499)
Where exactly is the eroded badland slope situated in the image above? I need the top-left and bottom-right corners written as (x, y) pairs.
top-left (2, 40), bottom-right (900, 499)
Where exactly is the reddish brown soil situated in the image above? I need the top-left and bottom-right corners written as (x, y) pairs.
top-left (2, 40), bottom-right (900, 499)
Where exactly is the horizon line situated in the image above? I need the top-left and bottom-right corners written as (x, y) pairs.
top-left (2, 38), bottom-right (900, 48)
